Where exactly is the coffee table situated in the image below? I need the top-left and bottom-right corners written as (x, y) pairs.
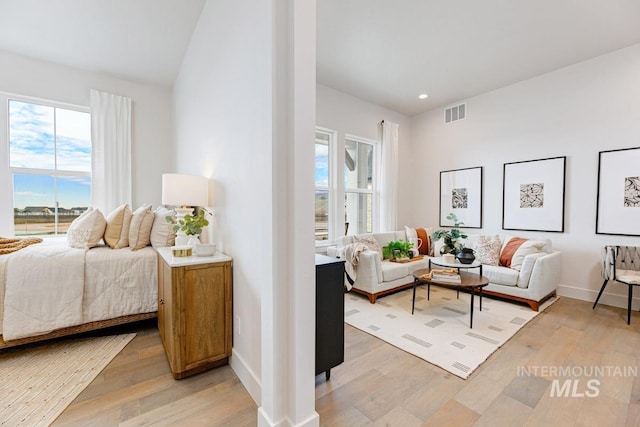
top-left (412, 268), bottom-right (489, 329)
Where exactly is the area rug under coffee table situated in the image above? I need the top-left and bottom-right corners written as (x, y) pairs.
top-left (0, 333), bottom-right (135, 426)
top-left (345, 286), bottom-right (556, 379)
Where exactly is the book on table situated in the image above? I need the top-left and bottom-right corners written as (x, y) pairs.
top-left (431, 274), bottom-right (461, 283)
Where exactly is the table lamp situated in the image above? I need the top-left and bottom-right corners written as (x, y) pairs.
top-left (162, 173), bottom-right (208, 246)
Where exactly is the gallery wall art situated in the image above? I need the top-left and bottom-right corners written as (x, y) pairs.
top-left (439, 166), bottom-right (483, 228)
top-left (503, 156), bottom-right (566, 232)
top-left (596, 147), bottom-right (640, 236)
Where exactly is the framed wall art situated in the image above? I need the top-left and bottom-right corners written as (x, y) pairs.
top-left (439, 166), bottom-right (483, 228)
top-left (596, 147), bottom-right (640, 236)
top-left (502, 156), bottom-right (566, 232)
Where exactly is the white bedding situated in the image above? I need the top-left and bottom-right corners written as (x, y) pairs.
top-left (0, 238), bottom-right (157, 341)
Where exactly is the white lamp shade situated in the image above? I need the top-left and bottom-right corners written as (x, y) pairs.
top-left (162, 173), bottom-right (208, 207)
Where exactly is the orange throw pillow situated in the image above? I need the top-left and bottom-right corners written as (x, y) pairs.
top-left (416, 228), bottom-right (430, 255)
top-left (500, 237), bottom-right (528, 268)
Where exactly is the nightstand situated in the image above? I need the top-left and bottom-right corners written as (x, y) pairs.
top-left (157, 247), bottom-right (232, 379)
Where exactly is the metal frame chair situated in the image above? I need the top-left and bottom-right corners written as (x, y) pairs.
top-left (593, 245), bottom-right (640, 324)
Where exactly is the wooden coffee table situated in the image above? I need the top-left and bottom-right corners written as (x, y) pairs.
top-left (412, 268), bottom-right (489, 328)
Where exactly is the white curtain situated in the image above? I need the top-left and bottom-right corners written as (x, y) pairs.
top-left (378, 120), bottom-right (399, 232)
top-left (90, 89), bottom-right (132, 214)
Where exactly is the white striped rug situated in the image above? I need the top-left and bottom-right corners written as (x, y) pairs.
top-left (0, 333), bottom-right (135, 426)
top-left (345, 287), bottom-right (556, 379)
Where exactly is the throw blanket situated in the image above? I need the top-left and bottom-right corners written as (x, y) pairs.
top-left (0, 237), bottom-right (43, 255)
top-left (340, 242), bottom-right (370, 291)
top-left (4, 243), bottom-right (85, 341)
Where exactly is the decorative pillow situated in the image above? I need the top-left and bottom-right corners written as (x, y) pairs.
top-left (128, 204), bottom-right (155, 250)
top-left (510, 240), bottom-right (547, 271)
top-left (500, 237), bottom-right (546, 270)
top-left (104, 204), bottom-right (132, 249)
top-left (473, 235), bottom-right (502, 266)
top-left (150, 207), bottom-right (177, 249)
top-left (354, 235), bottom-right (383, 260)
top-left (67, 207), bottom-right (107, 250)
top-left (500, 237), bottom-right (527, 268)
top-left (405, 226), bottom-right (433, 256)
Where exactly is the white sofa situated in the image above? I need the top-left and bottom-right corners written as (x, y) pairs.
top-left (327, 231), bottom-right (430, 303)
top-left (327, 231), bottom-right (561, 310)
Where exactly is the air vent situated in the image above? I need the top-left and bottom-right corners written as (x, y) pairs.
top-left (444, 103), bottom-right (466, 124)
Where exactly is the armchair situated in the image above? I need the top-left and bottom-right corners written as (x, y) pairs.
top-left (593, 245), bottom-right (640, 324)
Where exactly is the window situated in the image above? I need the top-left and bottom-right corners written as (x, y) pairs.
top-left (314, 127), bottom-right (378, 244)
top-left (9, 99), bottom-right (91, 236)
top-left (315, 130), bottom-right (331, 242)
top-left (344, 136), bottom-right (375, 236)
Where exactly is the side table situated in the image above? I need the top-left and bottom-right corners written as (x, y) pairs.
top-left (157, 247), bottom-right (233, 379)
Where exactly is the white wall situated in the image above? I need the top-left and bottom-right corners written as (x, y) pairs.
top-left (0, 49), bottom-right (172, 235)
top-left (173, 1), bottom-right (317, 425)
top-left (408, 43), bottom-right (640, 308)
top-left (316, 84), bottom-right (413, 229)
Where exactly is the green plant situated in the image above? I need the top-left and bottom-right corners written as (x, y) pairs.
top-left (383, 240), bottom-right (413, 259)
top-left (431, 213), bottom-right (467, 254)
top-left (166, 209), bottom-right (209, 236)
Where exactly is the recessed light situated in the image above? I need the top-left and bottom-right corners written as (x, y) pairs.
top-left (418, 93), bottom-right (428, 100)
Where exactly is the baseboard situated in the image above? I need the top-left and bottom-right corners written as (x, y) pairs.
top-left (229, 347), bottom-right (261, 406)
top-left (257, 409), bottom-right (320, 427)
top-left (557, 284), bottom-right (640, 310)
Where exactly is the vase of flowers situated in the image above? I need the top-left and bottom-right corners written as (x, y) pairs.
top-left (166, 209), bottom-right (209, 247)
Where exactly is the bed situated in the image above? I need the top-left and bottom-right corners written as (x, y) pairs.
top-left (0, 237), bottom-right (158, 349)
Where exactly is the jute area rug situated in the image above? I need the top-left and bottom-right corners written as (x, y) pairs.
top-left (0, 333), bottom-right (135, 426)
top-left (345, 287), bottom-right (556, 379)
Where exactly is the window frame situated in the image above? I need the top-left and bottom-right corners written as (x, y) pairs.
top-left (313, 127), bottom-right (380, 247)
top-left (344, 133), bottom-right (378, 236)
top-left (315, 127), bottom-right (338, 246)
top-left (2, 93), bottom-right (91, 237)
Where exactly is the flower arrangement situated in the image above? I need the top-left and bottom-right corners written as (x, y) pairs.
top-left (166, 209), bottom-right (209, 236)
top-left (432, 213), bottom-right (468, 254)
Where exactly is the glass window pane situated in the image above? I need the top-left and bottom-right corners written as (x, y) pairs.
top-left (57, 176), bottom-right (91, 234)
top-left (56, 108), bottom-right (91, 172)
top-left (345, 192), bottom-right (372, 236)
top-left (9, 101), bottom-right (55, 169)
top-left (315, 139), bottom-right (329, 187)
top-left (315, 190), bottom-right (329, 241)
top-left (13, 173), bottom-right (55, 236)
top-left (345, 139), bottom-right (373, 190)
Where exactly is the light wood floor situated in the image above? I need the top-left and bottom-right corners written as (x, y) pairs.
top-left (54, 296), bottom-right (640, 426)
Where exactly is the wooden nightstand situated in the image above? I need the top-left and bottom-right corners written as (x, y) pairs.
top-left (157, 247), bottom-right (232, 379)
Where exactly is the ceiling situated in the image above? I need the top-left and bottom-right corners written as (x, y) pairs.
top-left (0, 1), bottom-right (638, 116)
top-left (0, 0), bottom-right (206, 87)
top-left (317, 0), bottom-right (640, 116)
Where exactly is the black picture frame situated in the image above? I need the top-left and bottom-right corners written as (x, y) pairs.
top-left (439, 166), bottom-right (483, 228)
top-left (596, 147), bottom-right (640, 236)
top-left (502, 156), bottom-right (566, 232)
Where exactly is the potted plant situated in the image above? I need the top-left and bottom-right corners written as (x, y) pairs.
top-left (432, 213), bottom-right (468, 255)
top-left (383, 240), bottom-right (414, 260)
top-left (166, 209), bottom-right (209, 245)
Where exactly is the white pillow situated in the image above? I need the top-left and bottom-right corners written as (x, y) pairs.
top-left (510, 240), bottom-right (547, 271)
top-left (129, 204), bottom-right (154, 250)
top-left (67, 207), bottom-right (107, 250)
top-left (405, 225), bottom-right (417, 241)
top-left (104, 204), bottom-right (132, 249)
top-left (150, 207), bottom-right (177, 249)
top-left (473, 235), bottom-right (502, 266)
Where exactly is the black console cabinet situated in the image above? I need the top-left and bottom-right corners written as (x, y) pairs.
top-left (315, 254), bottom-right (345, 380)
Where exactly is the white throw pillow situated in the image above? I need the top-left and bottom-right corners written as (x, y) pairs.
top-left (473, 235), bottom-right (502, 266)
top-left (129, 204), bottom-right (155, 250)
top-left (510, 239), bottom-right (547, 271)
top-left (104, 204), bottom-right (132, 249)
top-left (354, 234), bottom-right (383, 260)
top-left (67, 207), bottom-right (107, 250)
top-left (150, 207), bottom-right (177, 249)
